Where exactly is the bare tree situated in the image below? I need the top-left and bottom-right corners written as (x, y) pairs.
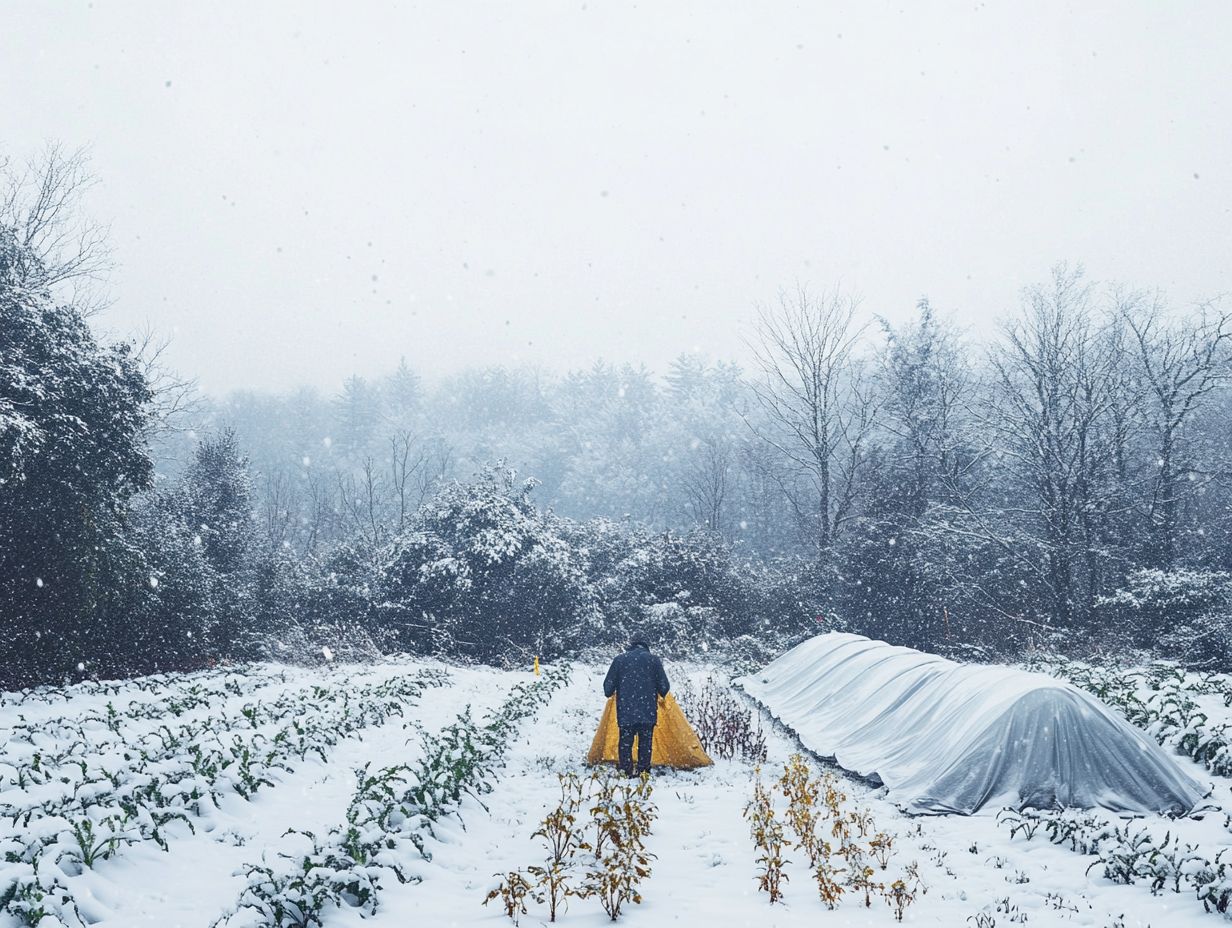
top-left (1122, 293), bottom-right (1232, 566)
top-left (261, 467), bottom-right (299, 551)
top-left (680, 434), bottom-right (732, 534)
top-left (413, 436), bottom-right (455, 508)
top-left (338, 457), bottom-right (386, 548)
top-left (0, 143), bottom-right (111, 307)
top-left (3, 146), bottom-right (198, 466)
top-left (666, 356), bottom-right (742, 537)
top-left (132, 325), bottom-right (201, 440)
top-left (387, 431), bottom-right (431, 535)
top-left (971, 266), bottom-right (1127, 628)
top-left (337, 431), bottom-right (452, 547)
top-left (301, 470), bottom-right (341, 555)
top-left (746, 286), bottom-right (877, 557)
top-left (1099, 305), bottom-right (1144, 525)
top-left (733, 437), bottom-right (792, 553)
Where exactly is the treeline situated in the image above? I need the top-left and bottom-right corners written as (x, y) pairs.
top-left (195, 274), bottom-right (1232, 665)
top-left (5, 149), bottom-right (1232, 688)
top-left (0, 158), bottom-right (819, 687)
top-left (1, 237), bottom-right (818, 686)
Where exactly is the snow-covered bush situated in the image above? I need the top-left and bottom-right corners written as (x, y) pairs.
top-left (563, 520), bottom-right (824, 660)
top-left (1098, 569), bottom-right (1232, 668)
top-left (375, 465), bottom-right (601, 663)
top-left (244, 546), bottom-right (392, 665)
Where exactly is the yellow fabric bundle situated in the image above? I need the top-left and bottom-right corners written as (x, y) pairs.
top-left (586, 693), bottom-right (713, 768)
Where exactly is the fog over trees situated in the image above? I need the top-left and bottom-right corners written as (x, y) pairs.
top-left (4, 149), bottom-right (1232, 689)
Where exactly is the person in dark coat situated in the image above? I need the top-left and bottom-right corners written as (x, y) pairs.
top-left (603, 637), bottom-right (671, 776)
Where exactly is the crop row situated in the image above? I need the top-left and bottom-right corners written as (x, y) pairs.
top-left (219, 665), bottom-right (572, 928)
top-left (998, 807), bottom-right (1232, 918)
top-left (0, 668), bottom-right (449, 928)
top-left (0, 663), bottom-right (286, 709)
top-left (0, 667), bottom-right (300, 776)
top-left (3, 667), bottom-right (446, 820)
top-left (486, 770), bottom-right (658, 924)
top-left (745, 754), bottom-right (919, 920)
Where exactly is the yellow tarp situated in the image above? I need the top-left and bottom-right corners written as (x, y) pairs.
top-left (585, 693), bottom-right (713, 768)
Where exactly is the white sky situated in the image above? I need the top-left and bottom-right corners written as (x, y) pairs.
top-left (4, 1), bottom-right (1230, 394)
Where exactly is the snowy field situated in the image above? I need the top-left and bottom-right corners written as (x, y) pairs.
top-left (3, 657), bottom-right (1230, 928)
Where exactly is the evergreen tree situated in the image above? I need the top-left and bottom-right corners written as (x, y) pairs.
top-left (381, 356), bottom-right (421, 429)
top-left (182, 428), bottom-right (255, 573)
top-left (333, 374), bottom-right (380, 460)
top-left (842, 301), bottom-right (970, 650)
top-left (0, 228), bottom-right (154, 687)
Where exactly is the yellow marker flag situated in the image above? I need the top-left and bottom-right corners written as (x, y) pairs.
top-left (534, 656), bottom-right (540, 676)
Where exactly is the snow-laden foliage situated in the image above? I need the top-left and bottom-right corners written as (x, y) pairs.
top-left (1097, 568), bottom-right (1232, 666)
top-left (375, 466), bottom-right (602, 663)
top-left (363, 465), bottom-right (820, 666)
top-left (0, 228), bottom-right (154, 689)
top-left (8, 202), bottom-right (1232, 685)
top-left (126, 429), bottom-right (266, 662)
top-left (194, 269), bottom-right (1232, 662)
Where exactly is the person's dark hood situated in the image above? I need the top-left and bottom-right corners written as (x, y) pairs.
top-left (628, 639), bottom-right (650, 651)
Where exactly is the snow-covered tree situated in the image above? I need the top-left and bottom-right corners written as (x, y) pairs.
top-left (665, 355), bottom-right (745, 536)
top-left (841, 301), bottom-right (972, 650)
top-left (0, 144), bottom-right (111, 303)
top-left (0, 228), bottom-right (154, 687)
top-left (333, 374), bottom-right (381, 461)
top-left (380, 356), bottom-right (422, 430)
top-left (181, 428), bottom-right (255, 573)
top-left (948, 267), bottom-right (1128, 632)
top-left (376, 464), bottom-right (601, 662)
top-left (552, 361), bottom-right (669, 525)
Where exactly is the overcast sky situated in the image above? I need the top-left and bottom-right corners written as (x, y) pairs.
top-left (4, 1), bottom-right (1230, 395)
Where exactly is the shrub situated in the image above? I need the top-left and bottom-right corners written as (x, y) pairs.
top-left (375, 467), bottom-right (602, 663)
top-left (677, 676), bottom-right (767, 764)
top-left (1097, 569), bottom-right (1232, 666)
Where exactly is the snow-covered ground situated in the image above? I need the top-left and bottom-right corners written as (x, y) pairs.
top-left (2, 658), bottom-right (1227, 928)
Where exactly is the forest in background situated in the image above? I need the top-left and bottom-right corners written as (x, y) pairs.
top-left (5, 149), bottom-right (1232, 689)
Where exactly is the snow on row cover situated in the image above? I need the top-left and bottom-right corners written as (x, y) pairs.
top-left (738, 632), bottom-right (1206, 815)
